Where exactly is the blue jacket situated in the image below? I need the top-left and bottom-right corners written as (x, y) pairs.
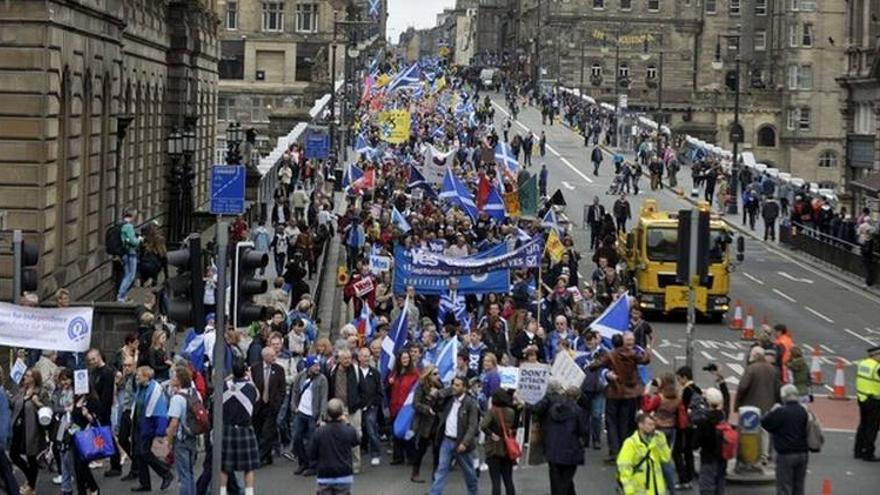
top-left (545, 330), bottom-right (586, 363)
top-left (0, 387), bottom-right (10, 448)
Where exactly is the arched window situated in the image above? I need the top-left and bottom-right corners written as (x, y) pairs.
top-left (591, 63), bottom-right (602, 78)
top-left (818, 150), bottom-right (838, 168)
top-left (757, 125), bottom-right (776, 147)
top-left (618, 63), bottom-right (629, 79)
top-left (646, 65), bottom-right (658, 80)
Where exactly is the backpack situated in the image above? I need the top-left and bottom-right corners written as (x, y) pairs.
top-left (180, 390), bottom-right (210, 437)
top-left (105, 222), bottom-right (126, 256)
top-left (715, 421), bottom-right (739, 460)
top-left (688, 390), bottom-right (709, 425)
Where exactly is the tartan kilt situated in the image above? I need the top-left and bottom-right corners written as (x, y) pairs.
top-left (221, 424), bottom-right (261, 473)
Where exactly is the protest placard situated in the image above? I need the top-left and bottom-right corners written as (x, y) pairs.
top-left (497, 366), bottom-right (520, 390)
top-left (550, 351), bottom-right (586, 390)
top-left (74, 369), bottom-right (90, 395)
top-left (518, 362), bottom-right (550, 405)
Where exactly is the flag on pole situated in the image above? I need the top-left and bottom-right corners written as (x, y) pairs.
top-left (392, 207), bottom-right (412, 233)
top-left (484, 186), bottom-right (507, 222)
top-left (392, 383), bottom-right (419, 440)
top-left (519, 173), bottom-right (539, 217)
top-left (438, 291), bottom-right (471, 333)
top-left (351, 167), bottom-right (375, 192)
top-left (494, 141), bottom-right (520, 176)
top-left (590, 293), bottom-right (631, 347)
top-left (433, 337), bottom-right (459, 386)
top-left (545, 228), bottom-right (565, 263)
top-left (388, 63), bottom-right (423, 92)
top-left (542, 208), bottom-right (563, 233)
top-left (440, 167), bottom-right (478, 221)
top-left (355, 134), bottom-right (376, 158)
top-left (476, 174), bottom-right (492, 210)
top-left (380, 298), bottom-right (410, 382)
top-left (407, 164), bottom-right (436, 198)
top-left (352, 303), bottom-right (374, 345)
top-left (181, 329), bottom-right (206, 373)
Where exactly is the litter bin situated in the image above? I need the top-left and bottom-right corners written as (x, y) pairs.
top-left (779, 219), bottom-right (792, 245)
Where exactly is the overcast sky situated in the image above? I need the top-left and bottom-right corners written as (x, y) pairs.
top-left (386, 0), bottom-right (456, 43)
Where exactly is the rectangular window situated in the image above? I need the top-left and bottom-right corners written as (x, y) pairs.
top-left (593, 0), bottom-right (605, 8)
top-left (727, 36), bottom-right (740, 52)
top-left (262, 2), bottom-right (284, 32)
top-left (226, 1), bottom-right (238, 30)
top-left (787, 108), bottom-right (799, 130)
top-left (646, 66), bottom-right (658, 79)
top-left (800, 0), bottom-right (816, 11)
top-left (648, 0), bottom-right (660, 11)
top-left (296, 3), bottom-right (319, 33)
top-left (706, 0), bottom-right (716, 13)
top-left (798, 108), bottom-right (811, 130)
top-left (619, 65), bottom-right (630, 79)
top-left (730, 0), bottom-right (740, 15)
top-left (789, 23), bottom-right (799, 47)
top-left (787, 65), bottom-right (812, 90)
top-left (755, 0), bottom-right (767, 15)
top-left (591, 64), bottom-right (603, 77)
top-left (755, 31), bottom-right (767, 51)
top-left (790, 0), bottom-right (799, 10)
top-left (620, 0), bottom-right (632, 9)
top-left (802, 23), bottom-right (814, 47)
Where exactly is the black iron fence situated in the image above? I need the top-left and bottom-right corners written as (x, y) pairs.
top-left (789, 221), bottom-right (879, 279)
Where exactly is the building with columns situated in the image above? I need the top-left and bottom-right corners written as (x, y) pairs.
top-left (0, 0), bottom-right (219, 300)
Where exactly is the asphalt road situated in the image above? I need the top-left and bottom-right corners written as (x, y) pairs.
top-left (486, 92), bottom-right (878, 425)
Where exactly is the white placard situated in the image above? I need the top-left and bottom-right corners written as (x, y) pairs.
top-left (74, 369), bottom-right (89, 395)
top-left (517, 362), bottom-right (551, 405)
top-left (369, 255), bottom-right (392, 274)
top-left (550, 351), bottom-right (586, 390)
top-left (498, 366), bottom-right (520, 390)
top-left (0, 302), bottom-right (93, 352)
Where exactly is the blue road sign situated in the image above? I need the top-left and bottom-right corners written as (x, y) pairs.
top-left (304, 129), bottom-right (330, 160)
top-left (210, 165), bottom-right (246, 215)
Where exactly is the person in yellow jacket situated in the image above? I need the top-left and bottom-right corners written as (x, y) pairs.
top-left (855, 345), bottom-right (880, 461)
top-left (617, 412), bottom-right (672, 495)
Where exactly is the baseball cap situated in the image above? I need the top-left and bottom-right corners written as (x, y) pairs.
top-left (702, 363), bottom-right (718, 372)
top-left (304, 355), bottom-right (319, 369)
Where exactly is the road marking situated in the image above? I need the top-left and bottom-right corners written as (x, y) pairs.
top-left (866, 327), bottom-right (880, 335)
top-left (777, 271), bottom-right (814, 284)
top-left (772, 288), bottom-right (796, 303)
top-left (742, 272), bottom-right (764, 286)
top-left (804, 306), bottom-right (834, 323)
top-left (802, 343), bottom-right (815, 352)
top-left (726, 363), bottom-right (744, 376)
top-left (652, 348), bottom-right (669, 365)
top-left (844, 328), bottom-right (877, 346)
top-left (492, 101), bottom-right (594, 184)
top-left (700, 351), bottom-right (716, 362)
top-left (561, 181), bottom-right (575, 190)
top-left (819, 344), bottom-right (835, 354)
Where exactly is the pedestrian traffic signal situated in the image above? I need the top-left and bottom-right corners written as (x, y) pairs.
top-left (231, 241), bottom-right (268, 328)
top-left (166, 234), bottom-right (205, 333)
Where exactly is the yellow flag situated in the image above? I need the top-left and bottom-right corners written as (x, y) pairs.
top-left (376, 73), bottom-right (392, 88)
top-left (433, 76), bottom-right (447, 94)
top-left (546, 229), bottom-right (565, 264)
top-left (378, 110), bottom-right (411, 144)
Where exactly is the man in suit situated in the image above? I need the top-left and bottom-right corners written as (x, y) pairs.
top-left (252, 346), bottom-right (285, 466)
top-left (429, 376), bottom-right (480, 495)
top-left (270, 197), bottom-right (291, 227)
top-left (585, 196), bottom-right (606, 251)
top-left (328, 349), bottom-right (364, 473)
top-left (357, 347), bottom-right (383, 467)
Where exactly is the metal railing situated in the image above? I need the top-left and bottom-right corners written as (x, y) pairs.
top-left (790, 221), bottom-right (879, 278)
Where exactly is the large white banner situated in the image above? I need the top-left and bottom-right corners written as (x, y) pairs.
top-left (0, 302), bottom-right (93, 352)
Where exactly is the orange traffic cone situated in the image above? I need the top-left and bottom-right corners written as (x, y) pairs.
top-left (829, 359), bottom-right (848, 400)
top-left (741, 307), bottom-right (755, 340)
top-left (810, 347), bottom-right (823, 385)
top-left (729, 300), bottom-right (743, 330)
top-left (822, 478), bottom-right (832, 495)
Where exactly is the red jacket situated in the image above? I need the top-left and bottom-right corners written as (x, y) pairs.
top-left (387, 370), bottom-right (420, 417)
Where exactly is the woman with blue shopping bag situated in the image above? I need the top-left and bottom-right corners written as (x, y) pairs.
top-left (70, 390), bottom-right (105, 495)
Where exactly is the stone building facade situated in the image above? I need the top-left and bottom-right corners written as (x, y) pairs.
top-left (0, 0), bottom-right (219, 300)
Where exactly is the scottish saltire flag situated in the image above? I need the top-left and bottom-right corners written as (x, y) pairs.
top-left (355, 134), bottom-right (376, 158)
top-left (181, 329), bottom-right (206, 373)
top-left (541, 208), bottom-right (564, 234)
top-left (392, 207), bottom-right (411, 233)
top-left (408, 165), bottom-right (436, 198)
top-left (380, 298), bottom-right (410, 382)
top-left (439, 291), bottom-right (471, 333)
top-left (516, 227), bottom-right (532, 243)
top-left (494, 141), bottom-right (520, 176)
top-left (412, 83), bottom-right (425, 100)
top-left (392, 383), bottom-right (418, 440)
top-left (484, 186), bottom-right (507, 222)
top-left (342, 164), bottom-right (364, 192)
top-left (590, 293), bottom-right (631, 347)
top-left (434, 337), bottom-right (459, 386)
top-left (440, 167), bottom-right (478, 221)
top-left (368, 0), bottom-right (380, 17)
top-left (431, 126), bottom-right (446, 139)
top-left (388, 63), bottom-right (422, 92)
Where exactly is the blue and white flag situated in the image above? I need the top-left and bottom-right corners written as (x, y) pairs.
top-left (412, 84), bottom-right (425, 100)
top-left (355, 134), bottom-right (376, 158)
top-left (407, 164), bottom-right (435, 198)
top-left (590, 293), bottom-right (631, 347)
top-left (434, 337), bottom-right (459, 386)
top-left (440, 167), bottom-right (478, 221)
top-left (438, 291), bottom-right (471, 333)
top-left (388, 63), bottom-right (422, 92)
top-left (368, 0), bottom-right (381, 18)
top-left (467, 111), bottom-right (478, 128)
top-left (484, 186), bottom-right (507, 222)
top-left (380, 297), bottom-right (410, 382)
top-left (494, 141), bottom-right (520, 176)
top-left (392, 383), bottom-right (418, 440)
top-left (181, 329), bottom-right (206, 373)
top-left (392, 206), bottom-right (412, 233)
top-left (343, 164), bottom-right (364, 192)
top-left (352, 303), bottom-right (375, 343)
top-left (541, 208), bottom-right (564, 233)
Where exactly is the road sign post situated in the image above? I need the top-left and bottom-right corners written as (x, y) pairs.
top-left (210, 165), bottom-right (246, 216)
top-left (211, 222), bottom-right (228, 495)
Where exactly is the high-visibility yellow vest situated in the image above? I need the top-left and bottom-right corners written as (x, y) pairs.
top-left (856, 357), bottom-right (880, 402)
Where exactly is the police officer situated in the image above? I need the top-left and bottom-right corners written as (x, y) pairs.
top-left (855, 346), bottom-right (880, 461)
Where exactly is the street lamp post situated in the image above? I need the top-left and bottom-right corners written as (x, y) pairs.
top-left (330, 11), bottom-right (338, 156)
top-left (166, 130), bottom-right (184, 246)
top-left (181, 117), bottom-right (198, 238)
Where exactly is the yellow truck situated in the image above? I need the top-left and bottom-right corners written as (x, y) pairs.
top-left (618, 200), bottom-right (740, 318)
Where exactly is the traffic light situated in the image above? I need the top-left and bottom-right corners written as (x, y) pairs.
top-left (13, 230), bottom-right (40, 299)
top-left (676, 210), bottom-right (711, 286)
top-left (231, 241), bottom-right (268, 328)
top-left (166, 234), bottom-right (205, 333)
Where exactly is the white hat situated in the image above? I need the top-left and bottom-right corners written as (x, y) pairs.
top-left (38, 407), bottom-right (53, 426)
